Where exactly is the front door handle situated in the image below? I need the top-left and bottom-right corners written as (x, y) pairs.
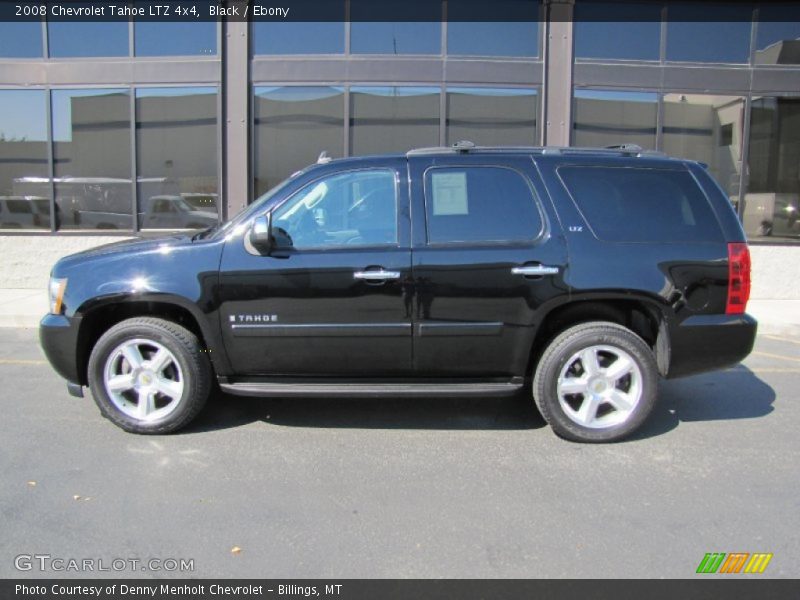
top-left (354, 269), bottom-right (401, 281)
top-left (511, 265), bottom-right (560, 276)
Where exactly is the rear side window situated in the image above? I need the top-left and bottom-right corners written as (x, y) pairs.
top-left (558, 166), bottom-right (723, 243)
top-left (424, 166), bottom-right (543, 244)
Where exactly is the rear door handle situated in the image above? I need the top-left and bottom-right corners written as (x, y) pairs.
top-left (511, 265), bottom-right (560, 276)
top-left (354, 269), bottom-right (401, 281)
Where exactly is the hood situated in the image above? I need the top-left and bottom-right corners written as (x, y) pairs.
top-left (53, 233), bottom-right (196, 275)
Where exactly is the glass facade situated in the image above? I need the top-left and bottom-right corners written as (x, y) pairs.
top-left (52, 89), bottom-right (133, 231)
top-left (446, 88), bottom-right (538, 146)
top-left (1, 9), bottom-right (799, 244)
top-left (0, 90), bottom-right (49, 230)
top-left (744, 97), bottom-right (800, 242)
top-left (350, 87), bottom-right (440, 155)
top-left (254, 86), bottom-right (345, 197)
top-left (136, 88), bottom-right (219, 230)
top-left (573, 90), bottom-right (658, 150)
top-left (48, 22), bottom-right (129, 58)
top-left (0, 22), bottom-right (42, 58)
top-left (574, 2), bottom-right (661, 61)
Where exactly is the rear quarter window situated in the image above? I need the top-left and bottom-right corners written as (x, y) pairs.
top-left (557, 165), bottom-right (724, 243)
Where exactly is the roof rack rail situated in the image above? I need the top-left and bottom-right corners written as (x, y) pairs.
top-left (317, 151), bottom-right (332, 164)
top-left (605, 144), bottom-right (643, 154)
top-left (405, 144), bottom-right (669, 159)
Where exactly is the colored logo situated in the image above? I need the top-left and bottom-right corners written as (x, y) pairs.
top-left (696, 552), bottom-right (773, 574)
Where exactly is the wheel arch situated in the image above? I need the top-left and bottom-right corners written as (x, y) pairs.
top-left (75, 295), bottom-right (226, 386)
top-left (528, 294), bottom-right (670, 378)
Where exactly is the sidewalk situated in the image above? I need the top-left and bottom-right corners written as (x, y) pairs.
top-left (1, 288), bottom-right (797, 337)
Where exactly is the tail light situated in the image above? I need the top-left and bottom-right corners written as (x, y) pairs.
top-left (726, 242), bottom-right (751, 315)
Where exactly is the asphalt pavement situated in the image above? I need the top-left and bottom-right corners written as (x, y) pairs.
top-left (0, 328), bottom-right (798, 579)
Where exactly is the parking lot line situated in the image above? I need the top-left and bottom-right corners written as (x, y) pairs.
top-left (762, 334), bottom-right (800, 346)
top-left (0, 359), bottom-right (47, 365)
top-left (752, 351), bottom-right (800, 364)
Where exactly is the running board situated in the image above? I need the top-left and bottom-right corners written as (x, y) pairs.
top-left (220, 379), bottom-right (524, 398)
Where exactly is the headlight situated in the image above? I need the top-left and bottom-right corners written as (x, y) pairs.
top-left (48, 277), bottom-right (68, 314)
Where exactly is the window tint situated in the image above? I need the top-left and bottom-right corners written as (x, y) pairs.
top-left (273, 170), bottom-right (397, 249)
top-left (424, 167), bottom-right (542, 244)
top-left (558, 166), bottom-right (724, 243)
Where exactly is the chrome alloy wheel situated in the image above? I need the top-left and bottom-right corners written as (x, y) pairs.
top-left (556, 344), bottom-right (643, 429)
top-left (103, 338), bottom-right (184, 422)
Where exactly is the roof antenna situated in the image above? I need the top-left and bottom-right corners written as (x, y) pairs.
top-left (317, 151), bottom-right (332, 164)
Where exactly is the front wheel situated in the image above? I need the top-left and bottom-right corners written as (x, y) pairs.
top-left (533, 321), bottom-right (658, 443)
top-left (87, 317), bottom-right (211, 434)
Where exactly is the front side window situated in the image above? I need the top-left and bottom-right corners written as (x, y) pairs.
top-left (272, 170), bottom-right (398, 249)
top-left (424, 166), bottom-right (543, 244)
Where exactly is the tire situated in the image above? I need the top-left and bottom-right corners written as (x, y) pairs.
top-left (533, 321), bottom-right (658, 443)
top-left (87, 317), bottom-right (211, 434)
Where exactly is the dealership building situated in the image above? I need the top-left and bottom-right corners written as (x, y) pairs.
top-left (0, 1), bottom-right (798, 298)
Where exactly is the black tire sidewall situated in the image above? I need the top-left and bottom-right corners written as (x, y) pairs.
top-left (88, 319), bottom-right (209, 434)
top-left (534, 323), bottom-right (658, 443)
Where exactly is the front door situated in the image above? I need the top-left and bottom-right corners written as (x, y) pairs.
top-left (408, 154), bottom-right (569, 378)
top-left (218, 161), bottom-right (412, 377)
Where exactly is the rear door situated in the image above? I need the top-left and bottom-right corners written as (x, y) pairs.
top-left (408, 154), bottom-right (569, 378)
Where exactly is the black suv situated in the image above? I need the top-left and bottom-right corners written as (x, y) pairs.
top-left (40, 145), bottom-right (756, 442)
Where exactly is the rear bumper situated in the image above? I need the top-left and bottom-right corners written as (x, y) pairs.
top-left (39, 313), bottom-right (82, 385)
top-left (666, 313), bottom-right (757, 378)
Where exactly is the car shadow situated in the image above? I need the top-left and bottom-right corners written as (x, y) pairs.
top-left (184, 366), bottom-right (775, 438)
top-left (630, 366), bottom-right (776, 441)
top-left (186, 389), bottom-right (548, 433)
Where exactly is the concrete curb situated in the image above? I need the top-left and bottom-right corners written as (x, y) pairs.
top-left (2, 289), bottom-right (798, 338)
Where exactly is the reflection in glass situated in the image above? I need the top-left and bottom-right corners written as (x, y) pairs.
top-left (48, 22), bottom-right (129, 58)
top-left (254, 86), bottom-right (344, 198)
top-left (0, 22), bottom-right (43, 58)
top-left (574, 2), bottom-right (661, 60)
top-left (755, 6), bottom-right (800, 65)
top-left (446, 88), bottom-right (538, 146)
top-left (52, 89), bottom-right (133, 230)
top-left (744, 97), bottom-right (800, 242)
top-left (350, 87), bottom-right (440, 156)
top-left (273, 170), bottom-right (397, 249)
top-left (666, 4), bottom-right (752, 64)
top-left (0, 90), bottom-right (49, 230)
top-left (252, 22), bottom-right (344, 54)
top-left (135, 22), bottom-right (217, 56)
top-left (447, 0), bottom-right (539, 57)
top-left (572, 90), bottom-right (657, 149)
top-left (350, 22), bottom-right (441, 54)
top-left (663, 94), bottom-right (745, 203)
top-left (136, 88), bottom-right (219, 230)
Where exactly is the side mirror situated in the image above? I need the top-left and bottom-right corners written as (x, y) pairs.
top-left (249, 213), bottom-right (272, 254)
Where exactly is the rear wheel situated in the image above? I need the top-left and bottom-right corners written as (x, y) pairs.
top-left (87, 317), bottom-right (211, 434)
top-left (533, 321), bottom-right (658, 443)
